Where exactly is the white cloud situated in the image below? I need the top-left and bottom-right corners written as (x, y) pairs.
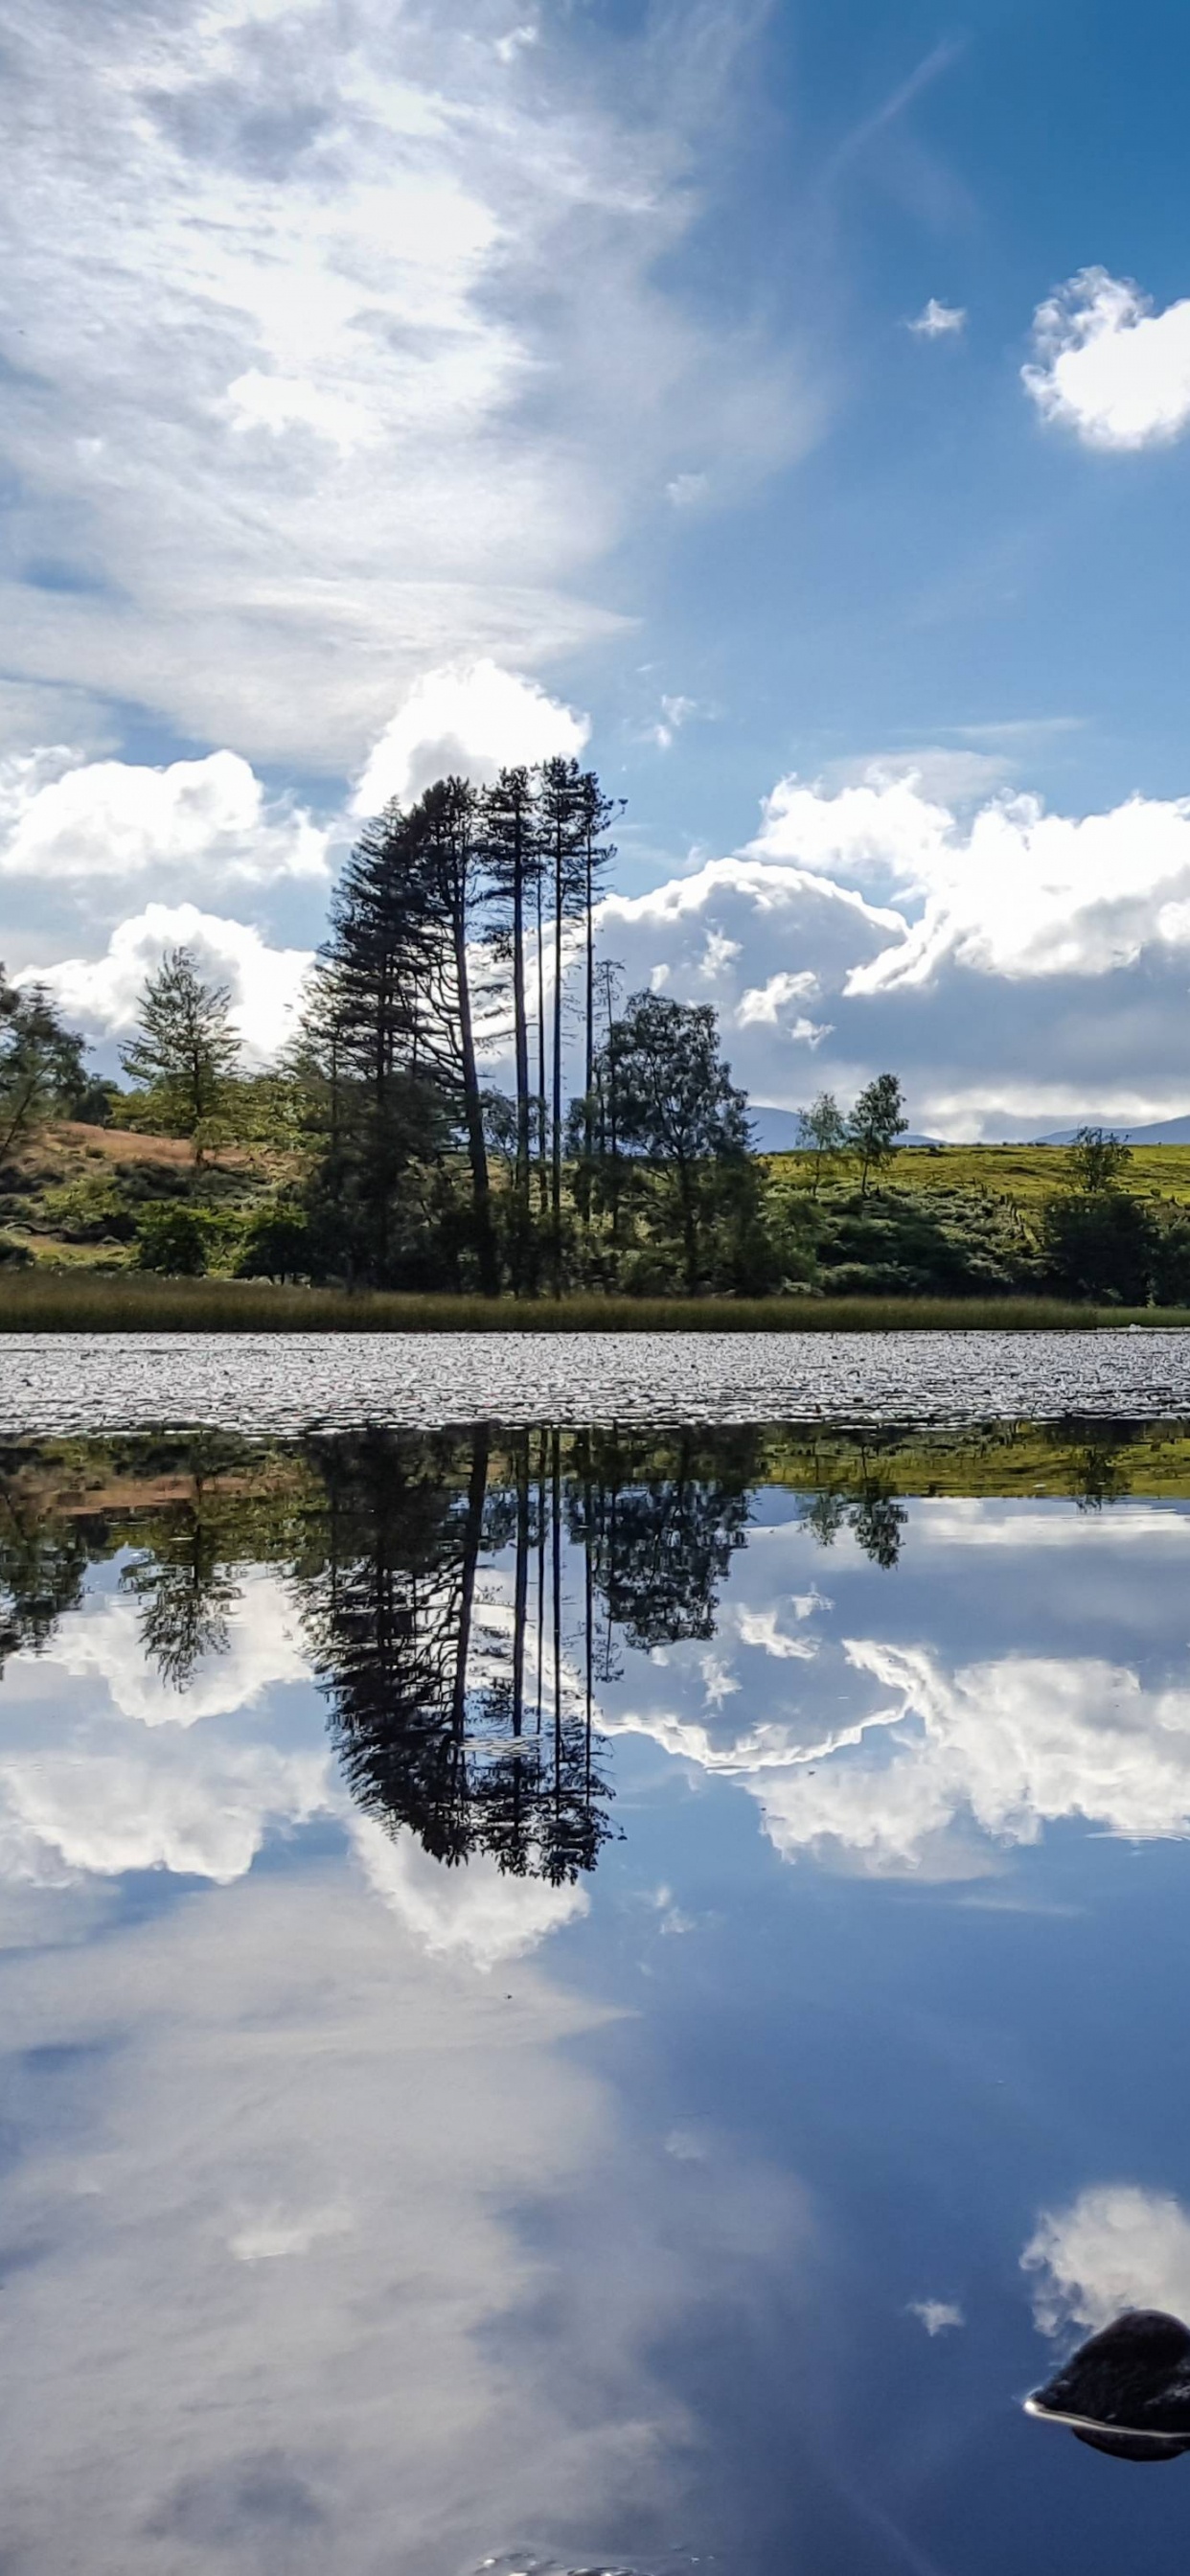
top-left (645, 692), bottom-right (699, 751)
top-left (0, 1573), bottom-right (331, 1885)
top-left (736, 970), bottom-right (829, 1039)
top-left (1023, 268), bottom-right (1190, 450)
top-left (44, 1574), bottom-right (309, 1730)
top-left (0, 747), bottom-right (328, 888)
top-left (908, 2299), bottom-right (964, 2334)
top-left (908, 299), bottom-right (967, 338)
top-left (0, 0), bottom-right (813, 767)
top-left (1023, 2187), bottom-right (1190, 2337)
top-left (352, 660), bottom-right (588, 815)
top-left (588, 764), bottom-right (1190, 1134)
top-left (843, 786), bottom-right (1190, 990)
top-left (351, 1816), bottom-right (589, 1969)
top-left (0, 1738), bottom-right (330, 1889)
top-left (34, 904), bottom-right (313, 1063)
top-left (598, 1507), bottom-right (1190, 1880)
top-left (755, 1639), bottom-right (1190, 1876)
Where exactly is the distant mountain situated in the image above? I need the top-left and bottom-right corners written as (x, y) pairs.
top-left (1033, 1116), bottom-right (1190, 1145)
top-left (749, 1104), bottom-right (942, 1152)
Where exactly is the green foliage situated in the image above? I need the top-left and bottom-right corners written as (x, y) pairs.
top-left (847, 1072), bottom-right (908, 1196)
top-left (810, 1184), bottom-right (1038, 1298)
top-left (120, 946), bottom-right (242, 1144)
top-left (1041, 1188), bottom-right (1155, 1303)
top-left (1065, 1125), bottom-right (1133, 1196)
top-left (587, 991), bottom-right (752, 1293)
top-left (797, 1091), bottom-right (848, 1193)
top-left (135, 1203), bottom-right (215, 1275)
top-left (39, 1171), bottom-right (138, 1245)
top-left (236, 1207), bottom-right (310, 1281)
top-left (0, 968), bottom-right (88, 1159)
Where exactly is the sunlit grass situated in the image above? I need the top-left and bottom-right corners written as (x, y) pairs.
top-left (764, 1142), bottom-right (1190, 1208)
top-left (0, 1273), bottom-right (1185, 1331)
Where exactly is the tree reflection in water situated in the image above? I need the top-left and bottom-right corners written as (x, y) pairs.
top-left (13, 1418), bottom-right (1172, 1894)
top-left (302, 1428), bottom-right (764, 1886)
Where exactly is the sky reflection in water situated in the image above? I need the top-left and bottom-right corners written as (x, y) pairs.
top-left (3, 1424), bottom-right (1190, 2571)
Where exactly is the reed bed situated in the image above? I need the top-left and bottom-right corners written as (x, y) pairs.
top-left (0, 1274), bottom-right (1182, 1332)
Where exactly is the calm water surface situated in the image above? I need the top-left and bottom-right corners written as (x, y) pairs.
top-left (4, 1412), bottom-right (1190, 2571)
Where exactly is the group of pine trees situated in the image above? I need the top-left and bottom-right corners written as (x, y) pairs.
top-left (298, 758), bottom-right (620, 1294)
top-left (272, 754), bottom-right (787, 1294)
top-left (2, 752), bottom-right (924, 1297)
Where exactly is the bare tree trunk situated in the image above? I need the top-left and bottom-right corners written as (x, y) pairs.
top-left (511, 821), bottom-right (531, 1286)
top-left (552, 821), bottom-right (564, 1296)
top-left (450, 1430), bottom-right (490, 1735)
top-left (536, 867), bottom-right (548, 1220)
top-left (450, 880), bottom-right (498, 1298)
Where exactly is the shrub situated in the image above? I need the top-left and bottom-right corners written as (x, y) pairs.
top-left (236, 1209), bottom-right (310, 1282)
top-left (1041, 1191), bottom-right (1156, 1305)
top-left (135, 1204), bottom-right (213, 1275)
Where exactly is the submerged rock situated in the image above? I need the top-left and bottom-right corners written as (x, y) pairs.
top-left (1027, 2310), bottom-right (1190, 2461)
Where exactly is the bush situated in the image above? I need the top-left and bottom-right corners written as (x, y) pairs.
top-left (135, 1205), bottom-right (213, 1275)
top-left (236, 1209), bottom-right (310, 1282)
top-left (0, 1235), bottom-right (33, 1268)
top-left (810, 1186), bottom-right (1036, 1299)
top-left (1041, 1191), bottom-right (1156, 1305)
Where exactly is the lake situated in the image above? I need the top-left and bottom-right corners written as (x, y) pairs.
top-left (5, 1366), bottom-right (1190, 2569)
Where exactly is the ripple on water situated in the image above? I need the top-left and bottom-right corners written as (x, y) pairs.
top-left (3, 1328), bottom-right (1190, 1436)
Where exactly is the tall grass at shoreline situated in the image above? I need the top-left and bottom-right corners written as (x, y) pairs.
top-left (0, 1274), bottom-right (1183, 1332)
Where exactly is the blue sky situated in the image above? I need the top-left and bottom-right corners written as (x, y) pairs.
top-left (5, 0), bottom-right (1190, 1132)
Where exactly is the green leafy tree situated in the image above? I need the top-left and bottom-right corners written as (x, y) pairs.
top-left (303, 806), bottom-right (457, 1283)
top-left (135, 1203), bottom-right (212, 1275)
top-left (598, 993), bottom-right (753, 1293)
top-left (848, 1072), bottom-right (908, 1198)
top-left (0, 971), bottom-right (88, 1159)
top-left (236, 1207), bottom-right (310, 1282)
top-left (1067, 1125), bottom-right (1133, 1196)
top-left (120, 947), bottom-right (241, 1152)
top-left (1041, 1190), bottom-right (1155, 1304)
top-left (796, 1091), bottom-right (847, 1197)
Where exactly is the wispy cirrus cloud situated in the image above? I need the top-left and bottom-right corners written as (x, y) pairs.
top-left (0, 0), bottom-right (817, 770)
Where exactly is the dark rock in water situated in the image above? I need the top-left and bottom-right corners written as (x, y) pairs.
top-left (1029, 2311), bottom-right (1190, 2461)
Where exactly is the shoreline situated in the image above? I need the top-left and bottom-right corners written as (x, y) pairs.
top-left (0, 1277), bottom-right (1188, 1332)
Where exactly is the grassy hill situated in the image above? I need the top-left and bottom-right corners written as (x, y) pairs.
top-left (0, 1121), bottom-right (298, 1269)
top-left (765, 1141), bottom-right (1190, 1208)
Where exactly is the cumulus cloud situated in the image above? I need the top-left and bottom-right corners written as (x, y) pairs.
top-left (352, 660), bottom-right (588, 815)
top-left (352, 1816), bottom-right (589, 1969)
top-left (1023, 268), bottom-right (1190, 450)
top-left (908, 299), bottom-right (967, 338)
top-left (34, 903), bottom-right (313, 1062)
top-left (1024, 2187), bottom-right (1190, 2338)
top-left (45, 1574), bottom-right (309, 1730)
top-left (0, 746), bottom-right (328, 889)
top-left (601, 1505), bottom-right (1190, 1878)
top-left (590, 765), bottom-right (1190, 1134)
top-left (0, 0), bottom-right (813, 767)
top-left (754, 1639), bottom-right (1190, 1874)
top-left (0, 1573), bottom-right (329, 1885)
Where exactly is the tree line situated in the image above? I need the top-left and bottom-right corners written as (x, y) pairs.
top-left (7, 747), bottom-right (1190, 1302)
top-left (0, 749), bottom-right (919, 1297)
